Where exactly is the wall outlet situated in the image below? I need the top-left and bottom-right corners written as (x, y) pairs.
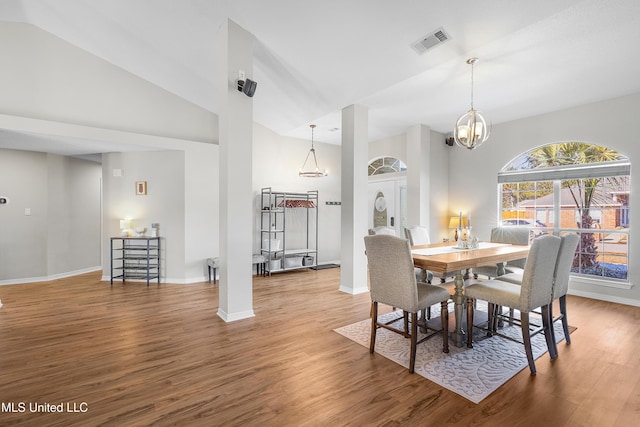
top-left (25, 208), bottom-right (31, 216)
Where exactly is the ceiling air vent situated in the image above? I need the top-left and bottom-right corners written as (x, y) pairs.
top-left (410, 27), bottom-right (451, 54)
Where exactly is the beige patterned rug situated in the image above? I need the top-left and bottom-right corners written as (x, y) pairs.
top-left (334, 303), bottom-right (572, 404)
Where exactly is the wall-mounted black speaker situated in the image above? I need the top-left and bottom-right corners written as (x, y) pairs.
top-left (243, 78), bottom-right (257, 97)
top-left (445, 137), bottom-right (454, 146)
top-left (237, 78), bottom-right (257, 97)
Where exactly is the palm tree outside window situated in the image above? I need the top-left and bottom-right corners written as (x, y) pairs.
top-left (498, 142), bottom-right (629, 281)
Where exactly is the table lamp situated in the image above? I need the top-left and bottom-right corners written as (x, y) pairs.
top-left (119, 219), bottom-right (131, 237)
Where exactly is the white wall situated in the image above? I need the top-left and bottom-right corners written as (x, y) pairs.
top-left (253, 124), bottom-right (342, 263)
top-left (448, 92), bottom-right (640, 306)
top-left (102, 151), bottom-right (186, 282)
top-left (0, 22), bottom-right (220, 285)
top-left (368, 133), bottom-right (406, 163)
top-left (368, 129), bottom-right (451, 242)
top-left (184, 144), bottom-right (219, 281)
top-left (427, 129), bottom-right (452, 242)
top-left (0, 149), bottom-right (101, 283)
top-left (0, 22), bottom-right (217, 143)
top-left (1, 21), bottom-right (637, 305)
top-left (46, 154), bottom-right (102, 276)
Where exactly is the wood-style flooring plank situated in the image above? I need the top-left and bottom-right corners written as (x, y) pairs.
top-left (0, 268), bottom-right (638, 426)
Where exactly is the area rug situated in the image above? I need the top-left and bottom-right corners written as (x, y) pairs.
top-left (334, 303), bottom-right (573, 404)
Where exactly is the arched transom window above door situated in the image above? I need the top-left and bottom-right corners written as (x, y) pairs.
top-left (368, 157), bottom-right (407, 176)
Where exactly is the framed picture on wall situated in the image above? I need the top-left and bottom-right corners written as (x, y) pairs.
top-left (136, 181), bottom-right (147, 195)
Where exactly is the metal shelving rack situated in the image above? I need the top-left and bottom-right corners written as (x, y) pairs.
top-left (260, 187), bottom-right (318, 275)
top-left (110, 236), bottom-right (161, 286)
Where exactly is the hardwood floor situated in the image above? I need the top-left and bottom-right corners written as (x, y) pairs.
top-left (0, 269), bottom-right (638, 426)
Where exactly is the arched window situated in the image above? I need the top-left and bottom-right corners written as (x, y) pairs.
top-left (498, 142), bottom-right (630, 282)
top-left (368, 156), bottom-right (407, 176)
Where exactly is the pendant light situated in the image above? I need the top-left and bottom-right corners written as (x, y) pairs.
top-left (454, 57), bottom-right (490, 150)
top-left (299, 124), bottom-right (328, 177)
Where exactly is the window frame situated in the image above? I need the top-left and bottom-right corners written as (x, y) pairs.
top-left (498, 152), bottom-right (630, 288)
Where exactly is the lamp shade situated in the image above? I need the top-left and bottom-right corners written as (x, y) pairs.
top-left (448, 216), bottom-right (468, 229)
top-left (119, 220), bottom-right (131, 230)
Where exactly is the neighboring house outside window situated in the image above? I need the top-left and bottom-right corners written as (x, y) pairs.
top-left (498, 142), bottom-right (630, 282)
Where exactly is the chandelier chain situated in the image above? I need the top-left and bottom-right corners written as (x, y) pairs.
top-left (470, 60), bottom-right (475, 110)
top-left (453, 57), bottom-right (489, 150)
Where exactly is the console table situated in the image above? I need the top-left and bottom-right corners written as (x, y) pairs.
top-left (110, 237), bottom-right (161, 286)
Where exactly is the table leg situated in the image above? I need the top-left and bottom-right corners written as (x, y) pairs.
top-left (496, 261), bottom-right (506, 276)
top-left (450, 270), bottom-right (466, 347)
top-left (496, 262), bottom-right (506, 327)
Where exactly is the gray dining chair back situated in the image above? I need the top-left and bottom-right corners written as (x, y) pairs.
top-left (494, 233), bottom-right (580, 360)
top-left (552, 233), bottom-right (579, 299)
top-left (366, 234), bottom-right (419, 312)
top-left (364, 234), bottom-right (450, 373)
top-left (490, 227), bottom-right (530, 269)
top-left (404, 225), bottom-right (430, 246)
top-left (465, 234), bottom-right (561, 375)
top-left (405, 225), bottom-right (454, 288)
top-left (518, 235), bottom-right (561, 309)
top-left (549, 233), bottom-right (580, 356)
top-left (473, 227), bottom-right (530, 279)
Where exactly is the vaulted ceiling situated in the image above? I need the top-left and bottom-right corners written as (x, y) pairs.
top-left (1, 0), bottom-right (639, 152)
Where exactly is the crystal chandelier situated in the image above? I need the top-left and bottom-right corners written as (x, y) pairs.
top-left (454, 57), bottom-right (490, 150)
top-left (299, 124), bottom-right (328, 177)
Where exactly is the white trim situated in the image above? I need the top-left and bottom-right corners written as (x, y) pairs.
top-left (217, 308), bottom-right (255, 322)
top-left (568, 289), bottom-right (640, 307)
top-left (569, 275), bottom-right (633, 290)
top-left (339, 284), bottom-right (369, 295)
top-left (367, 170), bottom-right (407, 182)
top-left (0, 266), bottom-right (102, 286)
top-left (498, 160), bottom-right (630, 183)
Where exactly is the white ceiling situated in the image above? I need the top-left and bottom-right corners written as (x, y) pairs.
top-left (1, 0), bottom-right (640, 154)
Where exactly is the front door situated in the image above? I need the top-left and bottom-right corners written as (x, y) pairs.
top-left (368, 178), bottom-right (406, 235)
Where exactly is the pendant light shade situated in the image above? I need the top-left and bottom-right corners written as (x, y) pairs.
top-left (299, 124), bottom-right (328, 178)
top-left (454, 58), bottom-right (490, 150)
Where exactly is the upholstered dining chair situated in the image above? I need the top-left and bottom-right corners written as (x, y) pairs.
top-left (498, 233), bottom-right (579, 359)
top-left (405, 225), bottom-right (457, 285)
top-left (368, 226), bottom-right (396, 236)
top-left (364, 234), bottom-right (450, 373)
top-left (404, 225), bottom-right (457, 323)
top-left (404, 225), bottom-right (434, 284)
top-left (465, 234), bottom-right (561, 375)
top-left (404, 225), bottom-right (429, 246)
top-left (473, 227), bottom-right (530, 279)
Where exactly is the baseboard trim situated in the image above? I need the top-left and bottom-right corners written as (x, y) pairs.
top-left (217, 308), bottom-right (255, 322)
top-left (568, 289), bottom-right (640, 307)
top-left (0, 266), bottom-right (102, 286)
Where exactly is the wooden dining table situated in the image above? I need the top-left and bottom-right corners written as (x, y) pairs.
top-left (411, 241), bottom-right (530, 347)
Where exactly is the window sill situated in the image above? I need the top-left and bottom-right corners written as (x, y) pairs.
top-left (569, 275), bottom-right (633, 290)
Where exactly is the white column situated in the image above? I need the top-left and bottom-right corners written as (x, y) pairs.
top-left (215, 19), bottom-right (254, 321)
top-left (406, 124), bottom-right (431, 228)
top-left (340, 104), bottom-right (369, 294)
